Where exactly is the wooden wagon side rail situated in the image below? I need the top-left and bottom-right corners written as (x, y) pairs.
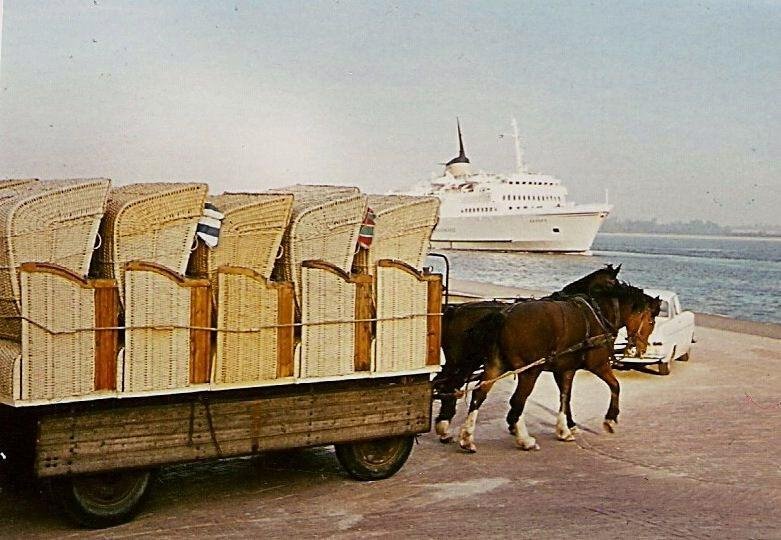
top-left (34, 375), bottom-right (432, 477)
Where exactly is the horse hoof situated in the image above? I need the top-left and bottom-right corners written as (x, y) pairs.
top-left (459, 442), bottom-right (477, 453)
top-left (435, 420), bottom-right (450, 438)
top-left (569, 425), bottom-right (580, 434)
top-left (557, 433), bottom-right (576, 442)
top-left (439, 435), bottom-right (453, 444)
top-left (517, 439), bottom-right (539, 451)
top-left (603, 419), bottom-right (617, 433)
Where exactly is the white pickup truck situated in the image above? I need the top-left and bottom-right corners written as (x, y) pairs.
top-left (614, 289), bottom-right (695, 375)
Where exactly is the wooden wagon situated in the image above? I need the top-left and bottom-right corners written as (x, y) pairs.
top-left (0, 180), bottom-right (441, 528)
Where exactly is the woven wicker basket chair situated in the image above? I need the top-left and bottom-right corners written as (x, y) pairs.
top-left (373, 260), bottom-right (441, 373)
top-left (185, 192), bottom-right (295, 386)
top-left (365, 195), bottom-right (439, 271)
top-left (270, 185), bottom-right (366, 309)
top-left (91, 182), bottom-right (208, 304)
top-left (187, 192), bottom-right (293, 290)
top-left (213, 267), bottom-right (295, 385)
top-left (122, 262), bottom-right (211, 393)
top-left (0, 178), bottom-right (110, 341)
top-left (298, 261), bottom-right (372, 378)
top-left (0, 263), bottom-right (119, 404)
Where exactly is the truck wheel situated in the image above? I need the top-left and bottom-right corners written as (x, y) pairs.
top-left (658, 361), bottom-right (671, 376)
top-left (50, 469), bottom-right (154, 528)
top-left (335, 435), bottom-right (414, 481)
top-left (678, 352), bottom-right (690, 362)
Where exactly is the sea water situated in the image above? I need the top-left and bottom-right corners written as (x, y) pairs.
top-left (426, 233), bottom-right (781, 324)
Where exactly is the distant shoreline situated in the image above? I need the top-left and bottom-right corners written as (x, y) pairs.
top-left (598, 232), bottom-right (781, 241)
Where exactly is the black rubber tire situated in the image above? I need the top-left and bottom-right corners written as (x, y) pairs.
top-left (658, 361), bottom-right (671, 376)
top-left (678, 352), bottom-right (690, 362)
top-left (50, 469), bottom-right (154, 528)
top-left (335, 435), bottom-right (415, 481)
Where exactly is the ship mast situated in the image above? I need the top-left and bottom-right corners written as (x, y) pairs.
top-left (511, 117), bottom-right (528, 174)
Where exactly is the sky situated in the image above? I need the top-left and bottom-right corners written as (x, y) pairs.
top-left (0, 1), bottom-right (778, 227)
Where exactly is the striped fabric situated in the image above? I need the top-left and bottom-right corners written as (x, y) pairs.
top-left (357, 207), bottom-right (375, 249)
top-left (196, 202), bottom-right (224, 248)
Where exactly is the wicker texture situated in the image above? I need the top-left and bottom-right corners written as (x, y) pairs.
top-left (20, 270), bottom-right (96, 400)
top-left (374, 266), bottom-right (429, 372)
top-left (0, 179), bottom-right (110, 340)
top-left (188, 192), bottom-right (293, 287)
top-left (0, 339), bottom-right (21, 401)
top-left (0, 178), bottom-right (39, 197)
top-left (92, 183), bottom-right (207, 303)
top-left (123, 269), bottom-right (191, 392)
top-left (214, 271), bottom-right (281, 384)
top-left (299, 266), bottom-right (356, 378)
top-left (366, 195), bottom-right (439, 270)
top-left (270, 185), bottom-right (366, 306)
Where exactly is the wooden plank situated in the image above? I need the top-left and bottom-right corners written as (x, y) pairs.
top-left (35, 377), bottom-right (431, 477)
top-left (94, 282), bottom-right (120, 390)
top-left (353, 274), bottom-right (373, 371)
top-left (189, 284), bottom-right (212, 384)
top-left (276, 283), bottom-right (295, 378)
top-left (426, 275), bottom-right (443, 366)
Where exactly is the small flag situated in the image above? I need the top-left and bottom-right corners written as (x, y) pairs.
top-left (357, 207), bottom-right (375, 249)
top-left (196, 202), bottom-right (224, 248)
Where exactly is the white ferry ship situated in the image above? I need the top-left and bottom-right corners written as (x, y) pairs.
top-left (405, 119), bottom-right (612, 253)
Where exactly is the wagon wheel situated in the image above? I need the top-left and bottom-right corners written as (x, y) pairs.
top-left (49, 469), bottom-right (154, 528)
top-left (335, 435), bottom-right (415, 481)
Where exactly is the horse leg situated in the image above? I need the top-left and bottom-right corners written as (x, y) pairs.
top-left (458, 365), bottom-right (502, 453)
top-left (435, 395), bottom-right (458, 443)
top-left (553, 369), bottom-right (577, 441)
top-left (505, 369), bottom-right (542, 451)
top-left (591, 362), bottom-right (621, 433)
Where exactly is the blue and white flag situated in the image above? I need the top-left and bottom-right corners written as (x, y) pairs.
top-left (196, 202), bottom-right (224, 248)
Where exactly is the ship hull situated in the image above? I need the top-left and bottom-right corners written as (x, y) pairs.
top-left (431, 209), bottom-right (609, 253)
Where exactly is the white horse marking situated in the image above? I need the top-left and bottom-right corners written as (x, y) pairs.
top-left (514, 413), bottom-right (540, 451)
top-left (603, 418), bottom-right (618, 433)
top-left (459, 410), bottom-right (479, 452)
top-left (435, 420), bottom-right (452, 443)
top-left (555, 411), bottom-right (575, 442)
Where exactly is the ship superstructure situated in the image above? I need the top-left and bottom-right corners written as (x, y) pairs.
top-left (405, 119), bottom-right (612, 252)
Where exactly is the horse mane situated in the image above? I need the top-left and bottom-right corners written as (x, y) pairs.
top-left (601, 280), bottom-right (653, 312)
top-left (560, 264), bottom-right (620, 295)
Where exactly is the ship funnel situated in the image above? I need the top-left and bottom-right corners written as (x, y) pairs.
top-left (445, 118), bottom-right (472, 177)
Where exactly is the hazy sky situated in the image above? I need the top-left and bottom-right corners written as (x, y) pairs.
top-left (1, 1), bottom-right (778, 227)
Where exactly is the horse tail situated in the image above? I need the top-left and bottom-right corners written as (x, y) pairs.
top-left (464, 310), bottom-right (506, 367)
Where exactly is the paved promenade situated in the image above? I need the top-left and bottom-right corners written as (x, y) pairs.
top-left (1, 279), bottom-right (779, 538)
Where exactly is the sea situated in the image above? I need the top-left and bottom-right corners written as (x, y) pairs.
top-left (426, 233), bottom-right (781, 324)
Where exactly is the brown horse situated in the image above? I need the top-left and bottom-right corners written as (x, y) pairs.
top-left (457, 282), bottom-right (660, 453)
top-left (433, 265), bottom-right (622, 442)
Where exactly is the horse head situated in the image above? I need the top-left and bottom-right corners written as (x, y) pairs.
top-left (601, 282), bottom-right (660, 357)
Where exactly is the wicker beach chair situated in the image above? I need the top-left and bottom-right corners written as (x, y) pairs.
top-left (122, 262), bottom-right (211, 393)
top-left (365, 195), bottom-right (439, 271)
top-left (373, 260), bottom-right (442, 373)
top-left (0, 178), bottom-right (110, 341)
top-left (185, 192), bottom-right (295, 386)
top-left (187, 192), bottom-right (293, 290)
top-left (0, 263), bottom-right (120, 403)
top-left (270, 185), bottom-right (366, 308)
top-left (91, 182), bottom-right (208, 303)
